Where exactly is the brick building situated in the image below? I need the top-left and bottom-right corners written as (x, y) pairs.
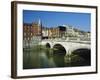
top-left (23, 20), bottom-right (42, 48)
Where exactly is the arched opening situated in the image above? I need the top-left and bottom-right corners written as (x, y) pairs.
top-left (45, 43), bottom-right (51, 58)
top-left (52, 44), bottom-right (66, 67)
top-left (45, 43), bottom-right (51, 48)
top-left (53, 44), bottom-right (66, 55)
top-left (71, 48), bottom-right (91, 66)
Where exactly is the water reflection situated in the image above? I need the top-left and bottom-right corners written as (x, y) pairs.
top-left (23, 45), bottom-right (91, 69)
top-left (53, 54), bottom-right (65, 67)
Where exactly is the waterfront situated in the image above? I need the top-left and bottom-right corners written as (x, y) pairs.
top-left (23, 10), bottom-right (91, 69)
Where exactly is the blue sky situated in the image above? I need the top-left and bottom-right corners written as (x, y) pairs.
top-left (23, 10), bottom-right (91, 32)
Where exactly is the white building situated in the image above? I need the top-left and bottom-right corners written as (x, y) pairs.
top-left (42, 28), bottom-right (49, 39)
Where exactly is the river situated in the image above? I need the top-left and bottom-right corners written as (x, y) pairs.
top-left (23, 45), bottom-right (90, 69)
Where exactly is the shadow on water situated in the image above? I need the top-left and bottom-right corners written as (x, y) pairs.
top-left (71, 48), bottom-right (91, 66)
top-left (46, 43), bottom-right (51, 48)
top-left (52, 44), bottom-right (66, 67)
top-left (64, 48), bottom-right (91, 67)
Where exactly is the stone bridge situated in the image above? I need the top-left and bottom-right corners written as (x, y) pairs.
top-left (40, 39), bottom-right (91, 56)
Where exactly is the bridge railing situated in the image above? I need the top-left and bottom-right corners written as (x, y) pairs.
top-left (42, 37), bottom-right (91, 44)
top-left (43, 37), bottom-right (90, 41)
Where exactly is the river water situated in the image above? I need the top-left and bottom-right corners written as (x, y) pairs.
top-left (23, 45), bottom-right (90, 69)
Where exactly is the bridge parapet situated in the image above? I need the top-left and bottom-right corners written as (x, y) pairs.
top-left (41, 38), bottom-right (90, 44)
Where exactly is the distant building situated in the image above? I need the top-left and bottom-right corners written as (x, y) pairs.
top-left (48, 28), bottom-right (53, 39)
top-left (78, 31), bottom-right (91, 41)
top-left (57, 25), bottom-right (91, 41)
top-left (49, 27), bottom-right (59, 39)
top-left (42, 27), bottom-right (60, 39)
top-left (42, 27), bottom-right (49, 39)
top-left (57, 26), bottom-right (66, 38)
top-left (23, 19), bottom-right (90, 46)
top-left (23, 20), bottom-right (42, 48)
top-left (62, 25), bottom-right (76, 37)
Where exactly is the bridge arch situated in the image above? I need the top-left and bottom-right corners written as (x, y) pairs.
top-left (71, 48), bottom-right (91, 66)
top-left (45, 43), bottom-right (51, 48)
top-left (53, 44), bottom-right (66, 55)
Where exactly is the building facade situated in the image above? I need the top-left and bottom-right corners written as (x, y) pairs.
top-left (23, 20), bottom-right (42, 48)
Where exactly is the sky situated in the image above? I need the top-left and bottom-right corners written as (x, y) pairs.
top-left (23, 10), bottom-right (91, 32)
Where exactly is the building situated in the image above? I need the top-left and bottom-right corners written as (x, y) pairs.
top-left (48, 27), bottom-right (59, 39)
top-left (57, 26), bottom-right (66, 38)
top-left (42, 27), bottom-right (49, 39)
top-left (23, 19), bottom-right (91, 45)
top-left (42, 27), bottom-right (60, 39)
top-left (78, 31), bottom-right (91, 41)
top-left (23, 20), bottom-right (42, 48)
top-left (57, 25), bottom-right (91, 41)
